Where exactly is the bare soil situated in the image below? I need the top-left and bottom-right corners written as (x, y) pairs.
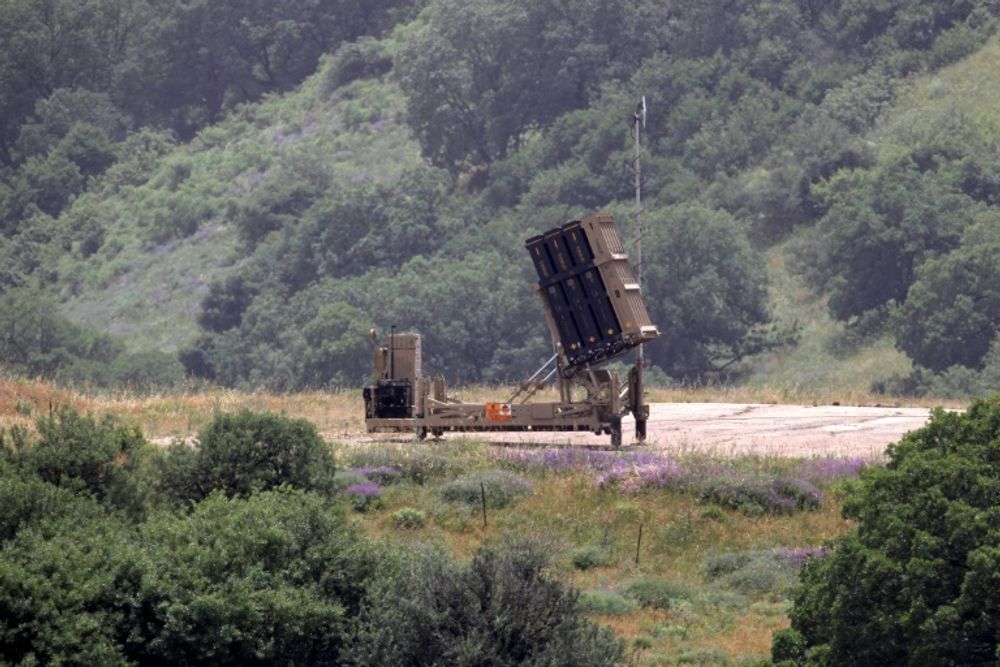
top-left (375, 403), bottom-right (934, 459)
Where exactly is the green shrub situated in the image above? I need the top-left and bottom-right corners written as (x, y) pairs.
top-left (347, 539), bottom-right (624, 666)
top-left (390, 507), bottom-right (426, 529)
top-left (333, 470), bottom-right (370, 491)
top-left (571, 545), bottom-right (611, 570)
top-left (129, 489), bottom-right (374, 665)
top-left (770, 629), bottom-right (807, 663)
top-left (343, 481), bottom-right (383, 512)
top-left (705, 551), bottom-right (800, 598)
top-left (578, 589), bottom-right (637, 616)
top-left (439, 469), bottom-right (533, 509)
top-left (1, 408), bottom-right (151, 518)
top-left (158, 410), bottom-right (336, 502)
top-left (675, 647), bottom-right (731, 665)
top-left (0, 473), bottom-right (85, 542)
top-left (782, 396), bottom-right (1000, 665)
top-left (0, 511), bottom-right (141, 666)
top-left (623, 577), bottom-right (692, 610)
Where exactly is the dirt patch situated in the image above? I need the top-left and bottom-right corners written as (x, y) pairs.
top-left (362, 403), bottom-right (934, 459)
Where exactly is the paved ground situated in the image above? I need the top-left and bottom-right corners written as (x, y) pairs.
top-left (436, 403), bottom-right (935, 458)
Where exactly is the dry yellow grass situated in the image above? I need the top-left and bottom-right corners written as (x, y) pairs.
top-left (0, 376), bottom-right (959, 445)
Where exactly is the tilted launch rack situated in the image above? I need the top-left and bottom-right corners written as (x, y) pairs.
top-left (362, 212), bottom-right (659, 447)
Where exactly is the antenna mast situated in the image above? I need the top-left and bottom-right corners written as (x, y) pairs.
top-left (632, 97), bottom-right (646, 434)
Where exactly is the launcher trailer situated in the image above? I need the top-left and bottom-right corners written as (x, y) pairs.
top-left (362, 213), bottom-right (659, 447)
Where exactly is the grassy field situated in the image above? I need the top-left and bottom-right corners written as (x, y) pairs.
top-left (332, 439), bottom-right (856, 665)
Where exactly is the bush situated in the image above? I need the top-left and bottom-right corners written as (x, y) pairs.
top-left (130, 490), bottom-right (374, 665)
top-left (344, 444), bottom-right (472, 485)
top-left (705, 550), bottom-right (811, 598)
top-left (158, 410), bottom-right (336, 502)
top-left (578, 589), bottom-right (637, 616)
top-left (781, 396), bottom-right (1000, 665)
top-left (0, 473), bottom-right (86, 542)
top-left (695, 473), bottom-right (822, 515)
top-left (439, 469), bottom-right (533, 509)
top-left (623, 577), bottom-right (692, 610)
top-left (0, 487), bottom-right (378, 666)
top-left (390, 507), bottom-right (426, 529)
top-left (0, 511), bottom-right (142, 666)
top-left (333, 470), bottom-right (370, 491)
top-left (345, 466), bottom-right (401, 486)
top-left (344, 482), bottom-right (383, 512)
top-left (347, 539), bottom-right (624, 666)
top-left (1, 408), bottom-right (151, 518)
top-left (571, 545), bottom-right (611, 570)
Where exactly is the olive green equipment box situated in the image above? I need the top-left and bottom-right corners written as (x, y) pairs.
top-left (362, 213), bottom-right (659, 447)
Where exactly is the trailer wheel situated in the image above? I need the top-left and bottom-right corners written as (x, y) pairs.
top-left (416, 426), bottom-right (428, 440)
top-left (609, 415), bottom-right (622, 449)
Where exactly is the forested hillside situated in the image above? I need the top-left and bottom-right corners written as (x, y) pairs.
top-left (2, 0), bottom-right (999, 396)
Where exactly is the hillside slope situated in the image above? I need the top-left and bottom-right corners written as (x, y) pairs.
top-left (58, 66), bottom-right (421, 352)
top-left (26, 6), bottom-right (997, 395)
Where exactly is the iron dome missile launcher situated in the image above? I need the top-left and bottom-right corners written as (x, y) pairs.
top-left (363, 212), bottom-right (658, 447)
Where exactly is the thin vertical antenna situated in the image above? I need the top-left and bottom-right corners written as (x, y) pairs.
top-left (632, 97), bottom-right (646, 387)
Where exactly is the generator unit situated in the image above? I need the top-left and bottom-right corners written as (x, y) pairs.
top-left (363, 212), bottom-right (659, 447)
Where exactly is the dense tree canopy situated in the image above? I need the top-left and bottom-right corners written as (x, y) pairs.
top-left (775, 396), bottom-right (1000, 665)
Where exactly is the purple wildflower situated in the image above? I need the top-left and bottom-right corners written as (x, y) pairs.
top-left (348, 466), bottom-right (400, 485)
top-left (344, 482), bottom-right (382, 497)
top-left (797, 457), bottom-right (867, 482)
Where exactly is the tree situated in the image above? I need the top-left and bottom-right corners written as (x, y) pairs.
top-left (395, 0), bottom-right (655, 174)
top-left (346, 539), bottom-right (624, 666)
top-left (128, 490), bottom-right (375, 666)
top-left (158, 410), bottom-right (337, 503)
top-left (1, 407), bottom-right (152, 519)
top-left (891, 216), bottom-right (1000, 372)
top-left (0, 0), bottom-right (144, 165)
top-left (817, 157), bottom-right (973, 321)
top-left (123, 0), bottom-right (404, 138)
top-left (777, 396), bottom-right (1000, 665)
top-left (641, 203), bottom-right (773, 376)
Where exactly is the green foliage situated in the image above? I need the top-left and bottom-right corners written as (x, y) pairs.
top-left (390, 507), bottom-right (427, 529)
top-left (0, 510), bottom-right (142, 666)
top-left (705, 555), bottom-right (793, 598)
top-left (347, 539), bottom-right (625, 665)
top-left (891, 216), bottom-right (1000, 371)
top-left (571, 545), bottom-right (611, 571)
top-left (0, 469), bottom-right (87, 542)
top-left (395, 0), bottom-right (654, 173)
top-left (771, 629), bottom-right (807, 664)
top-left (333, 470), bottom-right (371, 491)
top-left (783, 396), bottom-right (1000, 664)
top-left (5, 0), bottom-right (999, 393)
top-left (578, 589), bottom-right (637, 616)
top-left (2, 407), bottom-right (151, 518)
top-left (0, 286), bottom-right (184, 390)
top-left (131, 490), bottom-right (374, 665)
top-left (159, 410), bottom-right (337, 502)
top-left (439, 469), bottom-right (533, 509)
top-left (623, 577), bottom-right (692, 611)
top-left (0, 488), bottom-right (376, 666)
top-left (642, 203), bottom-right (774, 376)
